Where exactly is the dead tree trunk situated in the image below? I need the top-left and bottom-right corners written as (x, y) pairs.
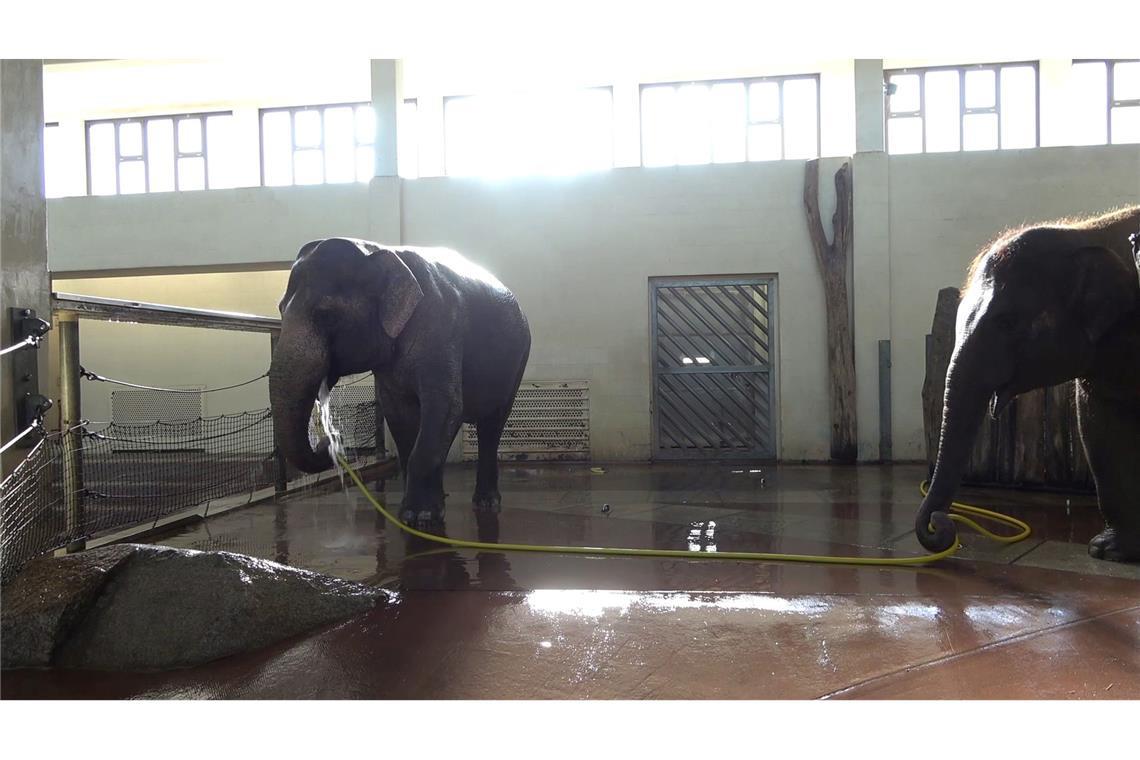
top-left (803, 159), bottom-right (857, 463)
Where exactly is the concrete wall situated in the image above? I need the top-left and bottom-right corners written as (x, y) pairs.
top-left (885, 144), bottom-right (1140, 458)
top-left (1, 60), bottom-right (49, 477)
top-left (46, 142), bottom-right (1140, 462)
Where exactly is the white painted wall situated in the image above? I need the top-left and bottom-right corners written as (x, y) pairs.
top-left (47, 143), bottom-right (1139, 462)
top-left (885, 144), bottom-right (1140, 458)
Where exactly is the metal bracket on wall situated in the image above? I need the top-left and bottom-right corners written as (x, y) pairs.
top-left (8, 307), bottom-right (52, 448)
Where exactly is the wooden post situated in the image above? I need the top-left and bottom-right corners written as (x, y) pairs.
top-left (803, 160), bottom-right (857, 463)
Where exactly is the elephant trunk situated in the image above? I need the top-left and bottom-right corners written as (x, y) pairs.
top-left (269, 320), bottom-right (333, 474)
top-left (915, 345), bottom-right (993, 552)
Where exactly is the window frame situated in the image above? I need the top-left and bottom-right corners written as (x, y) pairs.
top-left (400, 97), bottom-right (419, 179)
top-left (883, 61), bottom-right (1041, 154)
top-left (441, 85), bottom-right (616, 177)
top-left (84, 111), bottom-right (230, 195)
top-left (1072, 58), bottom-right (1140, 144)
top-left (257, 102), bottom-right (376, 187)
top-left (637, 73), bottom-right (822, 166)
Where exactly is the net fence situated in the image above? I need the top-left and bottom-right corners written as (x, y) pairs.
top-left (0, 399), bottom-right (381, 584)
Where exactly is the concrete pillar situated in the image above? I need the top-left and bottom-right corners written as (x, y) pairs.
top-left (1, 60), bottom-right (50, 478)
top-left (370, 60), bottom-right (403, 178)
top-left (854, 59), bottom-right (886, 154)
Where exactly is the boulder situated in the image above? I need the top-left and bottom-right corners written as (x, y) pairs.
top-left (2, 544), bottom-right (389, 671)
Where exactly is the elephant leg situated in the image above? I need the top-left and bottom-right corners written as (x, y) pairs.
top-left (382, 399), bottom-right (420, 481)
top-left (1077, 380), bottom-right (1140, 563)
top-left (473, 409), bottom-right (510, 511)
top-left (401, 387), bottom-right (464, 525)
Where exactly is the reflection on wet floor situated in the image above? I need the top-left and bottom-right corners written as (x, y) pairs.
top-left (3, 463), bottom-right (1138, 699)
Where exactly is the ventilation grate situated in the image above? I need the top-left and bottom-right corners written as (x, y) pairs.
top-left (462, 381), bottom-right (589, 461)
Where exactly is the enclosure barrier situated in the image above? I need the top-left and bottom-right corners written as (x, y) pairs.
top-left (0, 293), bottom-right (390, 583)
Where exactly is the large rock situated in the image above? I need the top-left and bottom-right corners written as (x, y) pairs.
top-left (0, 544), bottom-right (137, 668)
top-left (2, 544), bottom-right (389, 671)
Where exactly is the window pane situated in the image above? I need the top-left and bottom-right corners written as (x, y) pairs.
top-left (119, 121), bottom-right (143, 157)
top-left (747, 123), bottom-right (782, 161)
top-left (1070, 62), bottom-right (1108, 145)
top-left (119, 160), bottom-right (146, 194)
top-left (88, 123), bottom-right (117, 195)
top-left (555, 88), bottom-right (613, 174)
top-left (399, 100), bottom-right (419, 179)
top-left (444, 96), bottom-right (481, 175)
top-left (356, 106), bottom-right (376, 145)
top-left (324, 107), bottom-right (356, 183)
top-left (1111, 106), bottom-right (1140, 144)
top-left (999, 66), bottom-right (1037, 149)
top-left (748, 81), bottom-right (780, 122)
top-left (261, 111), bottom-right (293, 186)
top-left (641, 85), bottom-right (676, 167)
top-left (177, 118), bottom-right (202, 154)
top-left (206, 114), bottom-right (235, 189)
top-left (146, 119), bottom-right (175, 193)
top-left (1114, 61), bottom-right (1140, 101)
top-left (888, 116), bottom-right (923, 154)
top-left (782, 78), bottom-right (818, 159)
top-left (964, 69), bottom-right (996, 109)
top-left (294, 148), bottom-right (324, 185)
top-left (963, 113), bottom-right (999, 151)
top-left (889, 74), bottom-right (920, 113)
top-left (294, 110), bottom-right (322, 149)
top-left (356, 146), bottom-right (374, 182)
top-left (43, 125), bottom-right (66, 198)
top-left (710, 83), bottom-right (746, 163)
top-left (675, 84), bottom-right (711, 165)
top-left (177, 156), bottom-right (205, 191)
top-left (925, 70), bottom-right (961, 152)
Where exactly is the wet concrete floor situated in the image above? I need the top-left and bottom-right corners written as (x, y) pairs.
top-left (3, 463), bottom-right (1138, 698)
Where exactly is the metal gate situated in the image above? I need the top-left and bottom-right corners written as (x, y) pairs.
top-left (650, 276), bottom-right (777, 460)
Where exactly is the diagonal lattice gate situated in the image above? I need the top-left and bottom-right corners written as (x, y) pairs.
top-left (650, 276), bottom-right (777, 460)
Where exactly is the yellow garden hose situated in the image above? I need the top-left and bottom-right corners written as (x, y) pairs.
top-left (339, 456), bottom-right (1030, 568)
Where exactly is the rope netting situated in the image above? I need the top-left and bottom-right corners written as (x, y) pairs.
top-left (0, 399), bottom-right (381, 584)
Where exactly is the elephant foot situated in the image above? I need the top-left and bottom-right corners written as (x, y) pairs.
top-left (472, 490), bottom-right (502, 512)
top-left (399, 493), bottom-right (445, 527)
top-left (1088, 528), bottom-right (1140, 563)
top-left (399, 507), bottom-right (445, 528)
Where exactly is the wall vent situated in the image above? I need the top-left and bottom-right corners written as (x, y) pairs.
top-left (462, 381), bottom-right (589, 461)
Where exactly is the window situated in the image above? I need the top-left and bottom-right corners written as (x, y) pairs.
top-left (399, 98), bottom-right (419, 179)
top-left (444, 87), bottom-right (613, 177)
top-left (1070, 60), bottom-right (1140, 145)
top-left (260, 103), bottom-right (376, 186)
top-left (640, 75), bottom-right (820, 167)
top-left (885, 63), bottom-right (1039, 154)
top-left (44, 122), bottom-right (66, 199)
top-left (86, 112), bottom-right (233, 195)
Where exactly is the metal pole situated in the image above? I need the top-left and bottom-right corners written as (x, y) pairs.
top-left (878, 339), bottom-right (892, 463)
top-left (269, 331), bottom-right (287, 498)
top-left (59, 315), bottom-right (86, 553)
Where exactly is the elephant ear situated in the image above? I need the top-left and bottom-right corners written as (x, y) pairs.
top-left (1072, 246), bottom-right (1139, 344)
top-left (296, 240), bottom-right (324, 260)
top-left (363, 246), bottom-right (424, 339)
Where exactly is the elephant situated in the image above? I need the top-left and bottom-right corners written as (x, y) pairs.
top-left (269, 237), bottom-right (531, 524)
top-left (916, 205), bottom-right (1140, 562)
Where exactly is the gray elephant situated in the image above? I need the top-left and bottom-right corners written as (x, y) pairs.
top-left (269, 238), bottom-right (531, 523)
top-left (916, 205), bottom-right (1140, 562)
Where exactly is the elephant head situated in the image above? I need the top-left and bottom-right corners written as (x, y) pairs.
top-left (916, 221), bottom-right (1140, 551)
top-left (269, 238), bottom-right (423, 473)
